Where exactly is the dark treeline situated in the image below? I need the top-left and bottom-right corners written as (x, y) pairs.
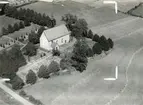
top-left (4, 5), bottom-right (56, 27)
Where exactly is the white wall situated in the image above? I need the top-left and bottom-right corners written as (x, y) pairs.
top-left (40, 34), bottom-right (70, 51)
top-left (40, 33), bottom-right (52, 51)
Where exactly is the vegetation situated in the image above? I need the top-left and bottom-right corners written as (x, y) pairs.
top-left (4, 6), bottom-right (56, 27)
top-left (23, 42), bottom-right (37, 57)
top-left (62, 13), bottom-right (88, 38)
top-left (92, 43), bottom-right (102, 55)
top-left (19, 90), bottom-right (44, 105)
top-left (92, 34), bottom-right (100, 42)
top-left (26, 70), bottom-right (37, 85)
top-left (99, 35), bottom-right (110, 51)
top-left (87, 30), bottom-right (93, 39)
top-left (71, 39), bottom-right (88, 72)
top-left (60, 54), bottom-right (74, 70)
top-left (38, 61), bottom-right (60, 78)
top-left (0, 44), bottom-right (26, 79)
top-left (38, 65), bottom-right (50, 79)
top-left (86, 47), bottom-right (94, 57)
top-left (10, 75), bottom-right (25, 90)
top-left (28, 26), bottom-right (45, 44)
top-left (47, 61), bottom-right (60, 74)
top-left (2, 21), bottom-right (25, 36)
top-left (52, 49), bottom-right (60, 56)
top-left (108, 38), bottom-right (114, 48)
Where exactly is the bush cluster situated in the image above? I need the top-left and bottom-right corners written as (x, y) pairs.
top-left (26, 70), bottom-right (37, 85)
top-left (37, 61), bottom-right (60, 79)
top-left (92, 34), bottom-right (114, 55)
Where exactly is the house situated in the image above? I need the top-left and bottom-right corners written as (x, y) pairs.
top-left (40, 24), bottom-right (71, 51)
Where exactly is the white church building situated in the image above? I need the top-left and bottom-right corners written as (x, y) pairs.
top-left (40, 24), bottom-right (71, 51)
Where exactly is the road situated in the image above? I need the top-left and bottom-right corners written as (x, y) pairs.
top-left (0, 81), bottom-right (34, 105)
top-left (49, 20), bottom-right (143, 105)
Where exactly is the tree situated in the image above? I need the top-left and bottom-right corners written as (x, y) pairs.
top-left (13, 23), bottom-right (20, 31)
top-left (72, 18), bottom-right (88, 38)
top-left (99, 35), bottom-right (110, 51)
top-left (23, 42), bottom-right (37, 57)
top-left (24, 20), bottom-right (30, 26)
top-left (19, 21), bottom-right (25, 29)
top-left (71, 39), bottom-right (88, 72)
top-left (38, 65), bottom-right (49, 78)
top-left (28, 31), bottom-right (39, 44)
top-left (87, 30), bottom-right (93, 39)
top-left (0, 45), bottom-right (26, 79)
top-left (60, 56), bottom-right (74, 70)
top-left (26, 70), bottom-right (37, 85)
top-left (8, 24), bottom-right (14, 33)
top-left (48, 61), bottom-right (60, 74)
top-left (52, 49), bottom-right (60, 56)
top-left (92, 34), bottom-right (100, 42)
top-left (86, 48), bottom-right (94, 57)
top-left (108, 38), bottom-right (114, 48)
top-left (8, 44), bottom-right (26, 68)
top-left (92, 43), bottom-right (102, 55)
top-left (10, 75), bottom-right (25, 90)
top-left (61, 13), bottom-right (77, 31)
top-left (2, 27), bottom-right (8, 35)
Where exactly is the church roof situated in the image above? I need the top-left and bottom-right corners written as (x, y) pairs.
top-left (43, 24), bottom-right (70, 41)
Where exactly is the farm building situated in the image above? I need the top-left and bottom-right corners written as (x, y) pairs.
top-left (40, 24), bottom-right (70, 51)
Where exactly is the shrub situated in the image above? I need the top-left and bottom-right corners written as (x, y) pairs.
top-left (19, 90), bottom-right (27, 97)
top-left (24, 20), bottom-right (30, 26)
top-left (10, 75), bottom-right (25, 90)
top-left (99, 35), bottom-right (110, 51)
top-left (60, 58), bottom-right (72, 70)
top-left (26, 70), bottom-right (37, 85)
top-left (52, 49), bottom-right (60, 56)
top-left (108, 38), bottom-right (114, 48)
top-left (13, 23), bottom-right (20, 31)
top-left (92, 34), bottom-right (100, 42)
top-left (86, 48), bottom-right (94, 57)
top-left (23, 42), bottom-right (37, 56)
top-left (92, 43), bottom-right (102, 55)
top-left (38, 65), bottom-right (50, 79)
top-left (87, 29), bottom-right (93, 39)
top-left (2, 27), bottom-right (8, 35)
top-left (8, 24), bottom-right (14, 33)
top-left (19, 21), bottom-right (25, 29)
top-left (29, 95), bottom-right (43, 105)
top-left (48, 61), bottom-right (60, 74)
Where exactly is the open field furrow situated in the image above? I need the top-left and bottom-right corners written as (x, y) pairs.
top-left (92, 17), bottom-right (143, 39)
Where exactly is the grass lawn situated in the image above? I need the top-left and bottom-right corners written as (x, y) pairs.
top-left (22, 1), bottom-right (128, 27)
top-left (0, 16), bottom-right (20, 35)
top-left (0, 88), bottom-right (22, 105)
